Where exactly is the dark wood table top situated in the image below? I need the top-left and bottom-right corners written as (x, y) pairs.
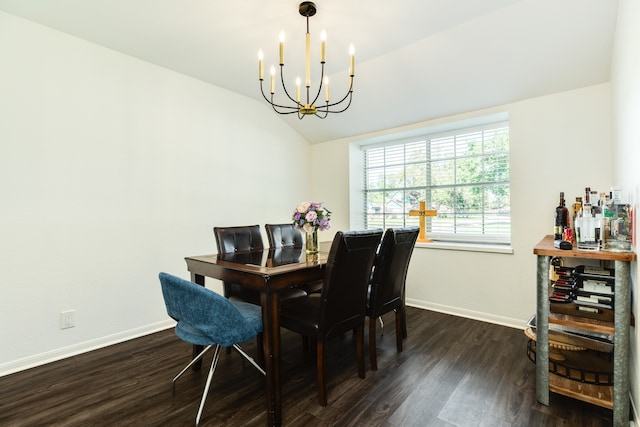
top-left (185, 247), bottom-right (329, 292)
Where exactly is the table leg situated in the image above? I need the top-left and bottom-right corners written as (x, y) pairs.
top-left (261, 291), bottom-right (282, 427)
top-left (190, 273), bottom-right (205, 371)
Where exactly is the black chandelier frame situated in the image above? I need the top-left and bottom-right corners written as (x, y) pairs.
top-left (258, 1), bottom-right (354, 119)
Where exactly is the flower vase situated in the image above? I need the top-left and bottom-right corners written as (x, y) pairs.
top-left (306, 230), bottom-right (319, 254)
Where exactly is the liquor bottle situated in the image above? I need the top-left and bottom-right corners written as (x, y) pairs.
top-left (554, 192), bottom-right (569, 240)
top-left (584, 187), bottom-right (591, 205)
top-left (572, 196), bottom-right (583, 231)
top-left (591, 190), bottom-right (601, 215)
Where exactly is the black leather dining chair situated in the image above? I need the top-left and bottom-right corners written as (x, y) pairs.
top-left (265, 223), bottom-right (304, 249)
top-left (214, 225), bottom-right (307, 305)
top-left (214, 224), bottom-right (264, 253)
top-left (279, 229), bottom-right (383, 406)
top-left (265, 223), bottom-right (323, 294)
top-left (366, 226), bottom-right (419, 370)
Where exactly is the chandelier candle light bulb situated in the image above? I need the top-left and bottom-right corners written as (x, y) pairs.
top-left (257, 1), bottom-right (355, 119)
top-left (270, 66), bottom-right (276, 94)
top-left (305, 32), bottom-right (311, 87)
top-left (349, 44), bottom-right (355, 76)
top-left (324, 76), bottom-right (329, 101)
top-left (258, 49), bottom-right (264, 80)
top-left (279, 31), bottom-right (285, 65)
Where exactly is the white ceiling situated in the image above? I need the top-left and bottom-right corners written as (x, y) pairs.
top-left (0, 0), bottom-right (619, 144)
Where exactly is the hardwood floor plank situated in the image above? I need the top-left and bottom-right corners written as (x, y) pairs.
top-left (0, 308), bottom-right (614, 426)
top-left (439, 323), bottom-right (522, 425)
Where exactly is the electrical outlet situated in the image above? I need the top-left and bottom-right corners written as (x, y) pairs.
top-left (60, 310), bottom-right (76, 329)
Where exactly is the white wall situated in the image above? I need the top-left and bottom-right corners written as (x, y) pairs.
top-left (611, 0), bottom-right (640, 419)
top-left (0, 12), bottom-right (311, 374)
top-left (313, 83), bottom-right (613, 327)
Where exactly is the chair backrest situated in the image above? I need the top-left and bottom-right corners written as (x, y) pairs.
top-left (213, 225), bottom-right (264, 304)
top-left (158, 272), bottom-right (259, 347)
top-left (265, 223), bottom-right (303, 249)
top-left (213, 225), bottom-right (264, 253)
top-left (368, 226), bottom-right (420, 317)
top-left (318, 229), bottom-right (383, 340)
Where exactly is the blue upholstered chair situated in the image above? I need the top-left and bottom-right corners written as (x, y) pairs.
top-left (158, 272), bottom-right (265, 426)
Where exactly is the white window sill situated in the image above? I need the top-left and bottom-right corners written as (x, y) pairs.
top-left (415, 240), bottom-right (513, 254)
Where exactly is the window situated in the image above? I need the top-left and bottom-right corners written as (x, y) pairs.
top-left (363, 121), bottom-right (510, 244)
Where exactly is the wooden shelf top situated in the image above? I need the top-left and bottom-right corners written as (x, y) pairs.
top-left (549, 375), bottom-right (613, 409)
top-left (549, 313), bottom-right (615, 335)
top-left (533, 235), bottom-right (636, 262)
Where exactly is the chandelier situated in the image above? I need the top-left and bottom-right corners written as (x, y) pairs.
top-left (257, 1), bottom-right (355, 119)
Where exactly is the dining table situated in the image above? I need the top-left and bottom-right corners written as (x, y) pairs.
top-left (184, 245), bottom-right (329, 427)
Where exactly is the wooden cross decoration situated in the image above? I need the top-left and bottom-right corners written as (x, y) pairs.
top-left (409, 201), bottom-right (437, 242)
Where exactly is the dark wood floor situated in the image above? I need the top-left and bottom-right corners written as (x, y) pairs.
top-left (0, 308), bottom-right (613, 426)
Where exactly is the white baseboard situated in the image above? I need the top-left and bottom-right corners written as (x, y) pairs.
top-left (406, 298), bottom-right (527, 330)
top-left (0, 319), bottom-right (175, 377)
top-left (2, 303), bottom-right (522, 378)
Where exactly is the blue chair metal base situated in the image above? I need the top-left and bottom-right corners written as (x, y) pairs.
top-left (159, 272), bottom-right (265, 425)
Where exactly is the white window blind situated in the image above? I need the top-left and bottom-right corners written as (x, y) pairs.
top-left (363, 121), bottom-right (510, 244)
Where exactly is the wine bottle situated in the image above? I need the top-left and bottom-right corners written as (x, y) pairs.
top-left (554, 192), bottom-right (569, 240)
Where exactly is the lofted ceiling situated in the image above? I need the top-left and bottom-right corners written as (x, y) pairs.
top-left (0, 0), bottom-right (619, 144)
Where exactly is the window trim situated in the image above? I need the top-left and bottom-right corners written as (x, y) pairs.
top-left (415, 240), bottom-right (513, 254)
